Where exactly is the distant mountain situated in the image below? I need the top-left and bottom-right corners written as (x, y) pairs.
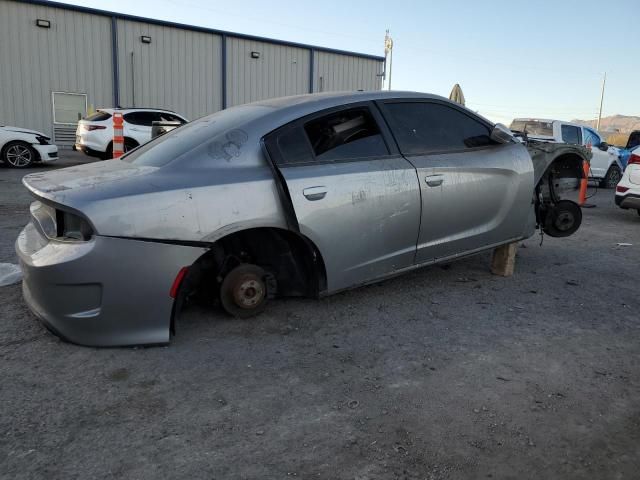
top-left (571, 115), bottom-right (640, 134)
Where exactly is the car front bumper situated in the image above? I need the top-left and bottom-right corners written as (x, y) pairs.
top-left (16, 221), bottom-right (206, 347)
top-left (615, 193), bottom-right (640, 209)
top-left (32, 144), bottom-right (58, 163)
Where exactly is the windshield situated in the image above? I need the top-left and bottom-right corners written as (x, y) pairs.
top-left (121, 104), bottom-right (271, 167)
top-left (510, 120), bottom-right (554, 137)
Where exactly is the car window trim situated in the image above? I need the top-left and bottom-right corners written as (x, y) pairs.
top-left (374, 98), bottom-right (499, 156)
top-left (264, 101), bottom-right (398, 168)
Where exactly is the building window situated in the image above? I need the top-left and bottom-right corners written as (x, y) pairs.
top-left (52, 92), bottom-right (87, 125)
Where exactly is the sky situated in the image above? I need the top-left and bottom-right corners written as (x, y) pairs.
top-left (59, 0), bottom-right (639, 124)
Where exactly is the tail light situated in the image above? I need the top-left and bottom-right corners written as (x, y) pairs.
top-left (55, 210), bottom-right (94, 240)
top-left (628, 153), bottom-right (640, 166)
top-left (82, 124), bottom-right (107, 131)
top-left (616, 186), bottom-right (629, 193)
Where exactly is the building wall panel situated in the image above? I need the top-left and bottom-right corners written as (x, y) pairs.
top-left (313, 51), bottom-right (383, 93)
top-left (0, 0), bottom-right (113, 137)
top-left (0, 0), bottom-right (384, 141)
top-left (116, 19), bottom-right (222, 121)
top-left (226, 38), bottom-right (310, 107)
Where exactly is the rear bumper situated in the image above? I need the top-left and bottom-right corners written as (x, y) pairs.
top-left (75, 133), bottom-right (108, 154)
top-left (32, 144), bottom-right (58, 163)
top-left (16, 221), bottom-right (206, 347)
top-left (615, 193), bottom-right (640, 209)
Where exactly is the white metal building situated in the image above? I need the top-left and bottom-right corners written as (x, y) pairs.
top-left (0, 0), bottom-right (385, 145)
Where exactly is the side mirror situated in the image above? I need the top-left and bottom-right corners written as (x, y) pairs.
top-left (490, 123), bottom-right (516, 144)
top-left (598, 142), bottom-right (609, 151)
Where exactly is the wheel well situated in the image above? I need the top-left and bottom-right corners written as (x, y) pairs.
top-left (542, 153), bottom-right (585, 181)
top-left (182, 227), bottom-right (327, 303)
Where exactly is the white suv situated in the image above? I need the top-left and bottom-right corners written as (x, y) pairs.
top-left (510, 118), bottom-right (623, 188)
top-left (615, 146), bottom-right (640, 215)
top-left (75, 108), bottom-right (188, 159)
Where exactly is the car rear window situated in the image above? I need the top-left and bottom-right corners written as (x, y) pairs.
top-left (121, 104), bottom-right (268, 167)
top-left (510, 120), bottom-right (553, 137)
top-left (84, 111), bottom-right (111, 121)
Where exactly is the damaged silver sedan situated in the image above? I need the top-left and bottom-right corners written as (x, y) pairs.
top-left (16, 91), bottom-right (589, 346)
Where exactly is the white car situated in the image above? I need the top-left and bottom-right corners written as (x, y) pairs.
top-left (75, 108), bottom-right (188, 159)
top-left (510, 118), bottom-right (623, 188)
top-left (0, 125), bottom-right (58, 168)
top-left (615, 146), bottom-right (640, 215)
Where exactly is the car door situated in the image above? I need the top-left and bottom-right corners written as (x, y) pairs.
top-left (264, 103), bottom-right (421, 293)
top-left (583, 127), bottom-right (614, 178)
top-left (376, 99), bottom-right (534, 264)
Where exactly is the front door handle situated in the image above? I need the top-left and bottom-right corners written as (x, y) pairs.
top-left (425, 175), bottom-right (444, 187)
top-left (303, 186), bottom-right (327, 201)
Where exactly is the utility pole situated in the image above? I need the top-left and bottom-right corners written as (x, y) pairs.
top-left (597, 72), bottom-right (606, 130)
top-left (384, 30), bottom-right (393, 91)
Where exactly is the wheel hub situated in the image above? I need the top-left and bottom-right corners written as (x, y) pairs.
top-left (233, 277), bottom-right (265, 308)
top-left (554, 211), bottom-right (574, 231)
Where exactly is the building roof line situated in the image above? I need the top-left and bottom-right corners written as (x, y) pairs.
top-left (22, 0), bottom-right (386, 62)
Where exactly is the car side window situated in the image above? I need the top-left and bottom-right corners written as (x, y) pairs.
top-left (265, 106), bottom-right (388, 166)
top-left (303, 108), bottom-right (389, 162)
top-left (561, 125), bottom-right (582, 145)
top-left (124, 112), bottom-right (155, 126)
top-left (584, 128), bottom-right (601, 147)
top-left (158, 113), bottom-right (187, 124)
top-left (379, 101), bottom-right (496, 154)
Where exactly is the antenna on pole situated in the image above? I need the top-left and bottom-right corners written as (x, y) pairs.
top-left (596, 72), bottom-right (606, 131)
top-left (384, 29), bottom-right (394, 91)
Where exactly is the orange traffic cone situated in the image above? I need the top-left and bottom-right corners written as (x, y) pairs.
top-left (578, 160), bottom-right (595, 208)
top-left (112, 112), bottom-right (124, 159)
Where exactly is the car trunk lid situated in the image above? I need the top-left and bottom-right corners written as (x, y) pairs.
top-left (22, 160), bottom-right (157, 202)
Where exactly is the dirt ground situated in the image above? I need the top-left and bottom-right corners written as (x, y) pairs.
top-left (1, 152), bottom-right (639, 479)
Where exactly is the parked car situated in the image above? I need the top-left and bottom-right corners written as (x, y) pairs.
top-left (510, 118), bottom-right (622, 188)
top-left (612, 130), bottom-right (640, 170)
top-left (615, 146), bottom-right (640, 215)
top-left (74, 108), bottom-right (188, 159)
top-left (17, 91), bottom-right (588, 346)
top-left (0, 125), bottom-right (58, 168)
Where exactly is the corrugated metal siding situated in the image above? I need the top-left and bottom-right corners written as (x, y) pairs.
top-left (116, 19), bottom-right (222, 120)
top-left (226, 38), bottom-right (309, 107)
top-left (0, 0), bottom-right (113, 137)
top-left (313, 52), bottom-right (383, 93)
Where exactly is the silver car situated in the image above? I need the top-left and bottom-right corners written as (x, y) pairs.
top-left (16, 91), bottom-right (588, 346)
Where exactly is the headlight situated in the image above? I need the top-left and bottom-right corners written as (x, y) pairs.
top-left (56, 211), bottom-right (93, 241)
top-left (35, 135), bottom-right (51, 145)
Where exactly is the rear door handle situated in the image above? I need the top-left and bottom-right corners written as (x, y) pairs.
top-left (303, 186), bottom-right (327, 201)
top-left (425, 175), bottom-right (444, 187)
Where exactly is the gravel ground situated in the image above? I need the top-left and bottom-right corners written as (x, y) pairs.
top-left (1, 153), bottom-right (639, 479)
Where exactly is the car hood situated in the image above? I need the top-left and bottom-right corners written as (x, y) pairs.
top-left (1, 125), bottom-right (47, 137)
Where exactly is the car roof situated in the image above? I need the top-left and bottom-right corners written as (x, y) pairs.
top-left (97, 107), bottom-right (180, 114)
top-left (248, 90), bottom-right (495, 126)
top-left (512, 118), bottom-right (591, 129)
top-left (253, 90), bottom-right (445, 109)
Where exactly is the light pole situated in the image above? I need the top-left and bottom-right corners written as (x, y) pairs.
top-left (384, 30), bottom-right (393, 91)
top-left (596, 72), bottom-right (606, 131)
